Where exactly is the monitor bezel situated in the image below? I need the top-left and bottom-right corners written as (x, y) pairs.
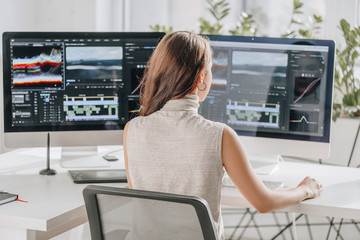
top-left (206, 34), bottom-right (335, 144)
top-left (2, 31), bottom-right (165, 133)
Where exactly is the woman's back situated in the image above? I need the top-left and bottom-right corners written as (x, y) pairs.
top-left (126, 94), bottom-right (225, 238)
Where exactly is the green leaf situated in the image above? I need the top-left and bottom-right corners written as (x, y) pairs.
top-left (343, 93), bottom-right (356, 107)
top-left (217, 0), bottom-right (226, 6)
top-left (149, 25), bottom-right (160, 32)
top-left (313, 14), bottom-right (323, 23)
top-left (209, 9), bottom-right (217, 19)
top-left (294, 0), bottom-right (304, 9)
top-left (291, 20), bottom-right (304, 25)
top-left (334, 69), bottom-right (340, 82)
top-left (222, 2), bottom-right (230, 8)
top-left (334, 18), bottom-right (360, 114)
top-left (333, 103), bottom-right (342, 110)
top-left (343, 70), bottom-right (352, 83)
top-left (338, 58), bottom-right (347, 72)
top-left (351, 51), bottom-right (359, 61)
top-left (355, 89), bottom-right (360, 104)
top-left (340, 19), bottom-right (350, 34)
top-left (332, 111), bottom-right (340, 122)
top-left (221, 8), bottom-right (230, 15)
top-left (355, 27), bottom-right (360, 36)
top-left (299, 29), bottom-right (310, 37)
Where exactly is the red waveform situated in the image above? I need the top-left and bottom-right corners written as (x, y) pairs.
top-left (213, 62), bottom-right (228, 70)
top-left (13, 61), bottom-right (62, 69)
top-left (13, 80), bottom-right (63, 86)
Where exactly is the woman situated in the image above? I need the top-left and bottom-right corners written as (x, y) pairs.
top-left (123, 31), bottom-right (322, 239)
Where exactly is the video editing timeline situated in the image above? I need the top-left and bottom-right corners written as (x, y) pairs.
top-left (199, 40), bottom-right (329, 137)
top-left (9, 37), bottom-right (158, 128)
top-left (63, 95), bottom-right (119, 121)
top-left (227, 100), bottom-right (280, 129)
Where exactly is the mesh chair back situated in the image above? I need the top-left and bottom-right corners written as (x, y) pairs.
top-left (83, 185), bottom-right (218, 240)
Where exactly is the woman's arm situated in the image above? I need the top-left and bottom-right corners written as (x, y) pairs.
top-left (123, 122), bottom-right (133, 189)
top-left (222, 125), bottom-right (322, 213)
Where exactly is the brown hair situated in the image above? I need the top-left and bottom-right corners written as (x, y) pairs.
top-left (139, 31), bottom-right (211, 116)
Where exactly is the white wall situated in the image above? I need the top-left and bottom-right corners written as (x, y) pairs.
top-left (0, 0), bottom-right (97, 152)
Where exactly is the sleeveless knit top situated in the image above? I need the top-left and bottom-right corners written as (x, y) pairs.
top-left (126, 94), bottom-right (226, 239)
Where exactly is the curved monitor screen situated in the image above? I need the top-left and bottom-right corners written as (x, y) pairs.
top-left (200, 35), bottom-right (335, 143)
top-left (2, 32), bottom-right (165, 134)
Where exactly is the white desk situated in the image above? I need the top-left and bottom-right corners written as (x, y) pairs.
top-left (1, 149), bottom-right (360, 239)
top-left (222, 160), bottom-right (360, 220)
top-left (0, 147), bottom-right (126, 240)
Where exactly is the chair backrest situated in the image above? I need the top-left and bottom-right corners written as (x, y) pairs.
top-left (83, 185), bottom-right (218, 240)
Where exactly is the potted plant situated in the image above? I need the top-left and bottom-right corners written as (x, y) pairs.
top-left (333, 19), bottom-right (360, 120)
top-left (328, 19), bottom-right (360, 167)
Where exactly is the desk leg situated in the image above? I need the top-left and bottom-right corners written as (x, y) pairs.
top-left (292, 213), bottom-right (297, 240)
top-left (271, 214), bottom-right (303, 240)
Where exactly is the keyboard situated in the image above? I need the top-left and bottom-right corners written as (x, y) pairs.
top-left (223, 176), bottom-right (284, 190)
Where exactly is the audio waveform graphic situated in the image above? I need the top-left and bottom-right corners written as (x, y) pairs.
top-left (289, 116), bottom-right (319, 124)
top-left (289, 110), bottom-right (319, 133)
top-left (210, 49), bottom-right (229, 91)
top-left (293, 77), bottom-right (321, 104)
top-left (12, 47), bottom-right (63, 89)
top-left (212, 51), bottom-right (228, 69)
top-left (213, 62), bottom-right (228, 70)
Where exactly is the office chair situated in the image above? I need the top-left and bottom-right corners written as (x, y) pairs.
top-left (83, 185), bottom-right (219, 240)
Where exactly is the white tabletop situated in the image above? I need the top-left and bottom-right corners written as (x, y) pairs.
top-left (221, 160), bottom-right (360, 220)
top-left (1, 148), bottom-right (360, 239)
top-left (0, 147), bottom-right (126, 238)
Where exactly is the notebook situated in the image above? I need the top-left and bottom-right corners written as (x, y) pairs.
top-left (0, 193), bottom-right (18, 205)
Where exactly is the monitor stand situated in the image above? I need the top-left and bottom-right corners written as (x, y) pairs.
top-left (60, 146), bottom-right (111, 168)
top-left (248, 154), bottom-right (282, 175)
top-left (39, 133), bottom-right (57, 175)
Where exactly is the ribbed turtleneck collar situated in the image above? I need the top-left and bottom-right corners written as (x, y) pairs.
top-left (160, 94), bottom-right (200, 112)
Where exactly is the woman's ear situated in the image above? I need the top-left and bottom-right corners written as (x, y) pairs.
top-left (197, 66), bottom-right (206, 84)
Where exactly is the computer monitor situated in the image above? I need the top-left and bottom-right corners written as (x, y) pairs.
top-left (2, 32), bottom-right (164, 165)
top-left (200, 35), bottom-right (335, 165)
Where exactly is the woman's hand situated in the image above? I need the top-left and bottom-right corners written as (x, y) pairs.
top-left (297, 176), bottom-right (323, 200)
